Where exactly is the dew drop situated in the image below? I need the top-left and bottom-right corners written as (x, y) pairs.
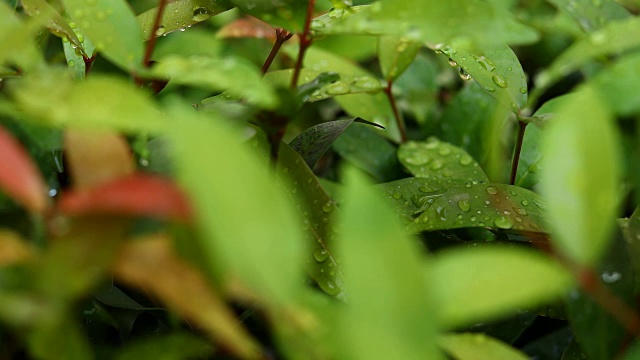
top-left (313, 249), bottom-right (329, 262)
top-left (430, 160), bottom-right (444, 170)
top-left (192, 7), bottom-right (210, 21)
top-left (393, 192), bottom-right (402, 199)
top-left (325, 82), bottom-right (351, 95)
top-left (473, 55), bottom-right (496, 72)
top-left (155, 25), bottom-right (167, 36)
top-left (67, 60), bottom-right (75, 67)
top-left (322, 202), bottom-right (333, 213)
top-left (494, 216), bottom-right (513, 229)
top-left (533, 199), bottom-right (546, 209)
top-left (458, 199), bottom-right (470, 212)
top-left (448, 58), bottom-right (458, 67)
top-left (513, 207), bottom-right (528, 216)
top-left (328, 7), bottom-right (345, 19)
top-left (492, 75), bottom-right (508, 88)
top-left (601, 271), bottom-right (621, 284)
top-left (459, 68), bottom-right (471, 81)
top-left (438, 146), bottom-right (451, 156)
top-left (318, 278), bottom-right (340, 296)
top-left (459, 155), bottom-right (472, 166)
top-left (519, 86), bottom-right (527, 94)
top-left (486, 186), bottom-right (498, 195)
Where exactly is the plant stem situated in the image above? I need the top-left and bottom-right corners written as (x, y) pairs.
top-left (509, 120), bottom-right (527, 185)
top-left (290, 0), bottom-right (316, 88)
top-left (142, 0), bottom-right (169, 68)
top-left (384, 82), bottom-right (407, 143)
top-left (261, 28), bottom-right (292, 75)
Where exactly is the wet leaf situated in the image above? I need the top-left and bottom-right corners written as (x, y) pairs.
top-left (62, 0), bottom-right (144, 71)
top-left (92, 285), bottom-right (159, 311)
top-left (58, 174), bottom-right (192, 222)
top-left (398, 138), bottom-right (489, 184)
top-left (228, 0), bottom-right (306, 32)
top-left (323, 2), bottom-right (538, 45)
top-left (336, 166), bottom-right (441, 360)
top-left (21, 0), bottom-right (84, 53)
top-left (0, 2), bottom-right (44, 70)
top-left (289, 119), bottom-right (355, 169)
top-left (64, 130), bottom-right (134, 189)
top-left (378, 35), bottom-right (421, 82)
top-left (435, 43), bottom-right (527, 113)
top-left (440, 82), bottom-right (499, 164)
top-left (541, 88), bottom-right (621, 265)
top-left (535, 17), bottom-right (640, 93)
top-left (138, 0), bottom-right (233, 41)
top-left (439, 333), bottom-right (529, 360)
top-left (169, 105), bottom-right (304, 305)
top-left (116, 333), bottom-right (214, 360)
top-left (431, 246), bottom-right (573, 329)
top-left (62, 22), bottom-right (96, 80)
top-left (408, 183), bottom-right (548, 233)
top-left (151, 55), bottom-right (277, 109)
top-left (515, 95), bottom-right (574, 189)
top-left (374, 177), bottom-right (459, 219)
top-left (112, 234), bottom-right (259, 359)
top-left (546, 0), bottom-right (630, 33)
top-left (332, 124), bottom-right (401, 182)
top-left (0, 125), bottom-right (47, 212)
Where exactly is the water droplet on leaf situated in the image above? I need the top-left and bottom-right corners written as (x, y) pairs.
top-left (492, 75), bottom-right (508, 88)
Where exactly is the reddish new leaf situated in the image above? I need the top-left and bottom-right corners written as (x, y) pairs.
top-left (58, 174), bottom-right (192, 222)
top-left (217, 17), bottom-right (277, 41)
top-left (0, 126), bottom-right (47, 212)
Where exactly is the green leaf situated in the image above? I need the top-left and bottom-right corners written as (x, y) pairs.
top-left (440, 82), bottom-right (499, 164)
top-left (378, 35), bottom-right (421, 82)
top-left (332, 124), bottom-right (400, 182)
top-left (439, 333), bottom-right (529, 360)
top-left (397, 138), bottom-right (489, 184)
top-left (296, 46), bottom-right (400, 141)
top-left (546, 0), bottom-right (630, 33)
top-left (587, 51), bottom-right (640, 116)
top-left (435, 43), bottom-right (527, 113)
top-left (393, 53), bottom-right (439, 124)
top-left (62, 23), bottom-right (96, 80)
top-left (430, 246), bottom-right (573, 329)
top-left (228, 0), bottom-right (306, 32)
top-left (336, 166), bottom-right (441, 360)
top-left (116, 333), bottom-right (214, 360)
top-left (408, 183), bottom-right (548, 233)
top-left (9, 73), bottom-right (168, 134)
top-left (151, 55), bottom-right (277, 109)
top-left (0, 2), bottom-right (44, 70)
top-left (324, 1), bottom-right (538, 45)
top-left (137, 0), bottom-right (233, 41)
top-left (27, 312), bottom-right (94, 360)
top-left (515, 95), bottom-right (575, 189)
top-left (21, 0), bottom-right (84, 53)
top-left (169, 105), bottom-right (304, 305)
top-left (540, 87), bottom-right (621, 265)
top-left (289, 119), bottom-right (355, 169)
top-left (535, 17), bottom-right (640, 93)
top-left (62, 0), bottom-right (143, 71)
top-left (263, 69), bottom-right (384, 102)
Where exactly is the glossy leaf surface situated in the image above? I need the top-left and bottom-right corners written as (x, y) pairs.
top-left (546, 0), bottom-right (630, 32)
top-left (398, 138), bottom-right (488, 184)
top-left (541, 88), bottom-right (621, 265)
top-left (62, 0), bottom-right (144, 71)
top-left (588, 51), bottom-right (640, 116)
top-left (430, 246), bottom-right (573, 328)
top-left (408, 183), bottom-right (548, 233)
top-left (289, 119), bottom-right (355, 169)
top-left (378, 36), bottom-right (421, 82)
top-left (439, 333), bottom-right (529, 360)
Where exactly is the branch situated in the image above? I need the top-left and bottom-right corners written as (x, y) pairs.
top-left (384, 82), bottom-right (407, 143)
top-left (290, 0), bottom-right (316, 88)
top-left (261, 28), bottom-right (292, 75)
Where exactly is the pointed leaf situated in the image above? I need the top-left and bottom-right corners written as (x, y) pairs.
top-left (408, 183), bottom-right (548, 233)
top-left (398, 138), bottom-right (489, 184)
top-left (378, 35), bottom-right (421, 82)
top-left (289, 119), bottom-right (355, 169)
top-left (435, 43), bottom-right (527, 113)
top-left (336, 167), bottom-right (441, 360)
top-left (535, 17), bottom-right (640, 93)
top-left (62, 22), bottom-right (96, 80)
top-left (21, 0), bottom-right (84, 53)
top-left (62, 0), bottom-right (143, 71)
top-left (112, 234), bottom-right (259, 359)
top-left (431, 246), bottom-right (573, 329)
top-left (540, 87), bottom-right (621, 265)
top-left (333, 124), bottom-right (400, 182)
top-left (137, 0), bottom-right (233, 41)
top-left (546, 0), bottom-right (630, 33)
top-left (439, 333), bottom-right (529, 360)
top-left (58, 174), bottom-right (192, 222)
top-left (0, 126), bottom-right (47, 212)
top-left (151, 55), bottom-right (277, 109)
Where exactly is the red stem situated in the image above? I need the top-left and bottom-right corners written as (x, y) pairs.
top-left (261, 28), bottom-right (292, 75)
top-left (290, 0), bottom-right (316, 88)
top-left (384, 82), bottom-right (407, 143)
top-left (142, 0), bottom-right (169, 68)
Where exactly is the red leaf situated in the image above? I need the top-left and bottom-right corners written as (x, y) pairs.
top-left (0, 126), bottom-right (47, 212)
top-left (217, 17), bottom-right (277, 41)
top-left (58, 174), bottom-right (192, 222)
